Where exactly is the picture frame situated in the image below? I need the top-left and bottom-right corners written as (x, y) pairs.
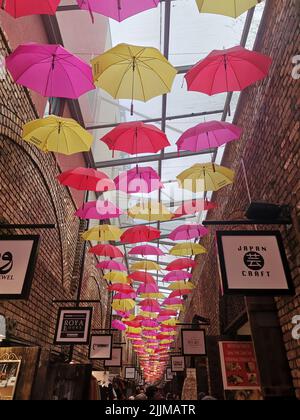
top-left (0, 360), bottom-right (21, 401)
top-left (171, 356), bottom-right (185, 373)
top-left (125, 367), bottom-right (136, 379)
top-left (54, 307), bottom-right (93, 345)
top-left (89, 335), bottom-right (113, 360)
top-left (104, 347), bottom-right (123, 367)
top-left (216, 230), bottom-right (294, 296)
top-left (0, 235), bottom-right (40, 300)
top-left (181, 329), bottom-right (207, 357)
top-left (166, 368), bottom-right (174, 380)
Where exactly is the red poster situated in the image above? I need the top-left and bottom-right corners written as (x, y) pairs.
top-left (219, 342), bottom-right (261, 390)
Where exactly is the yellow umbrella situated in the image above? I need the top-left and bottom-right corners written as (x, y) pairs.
top-left (130, 261), bottom-right (161, 271)
top-left (104, 272), bottom-right (130, 284)
top-left (196, 0), bottom-right (259, 18)
top-left (82, 225), bottom-right (121, 242)
top-left (170, 242), bottom-right (207, 256)
top-left (128, 200), bottom-right (173, 222)
top-left (22, 116), bottom-right (93, 155)
top-left (162, 319), bottom-right (178, 327)
top-left (91, 43), bottom-right (177, 113)
top-left (160, 339), bottom-right (174, 345)
top-left (140, 293), bottom-right (166, 299)
top-left (127, 327), bottom-right (142, 334)
top-left (165, 304), bottom-right (185, 311)
top-left (177, 163), bottom-right (234, 192)
top-left (111, 299), bottom-right (136, 312)
top-left (139, 311), bottom-right (157, 318)
top-left (160, 331), bottom-right (177, 336)
top-left (168, 281), bottom-right (195, 291)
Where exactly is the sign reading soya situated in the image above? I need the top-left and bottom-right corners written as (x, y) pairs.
top-left (216, 231), bottom-right (294, 296)
top-left (0, 235), bottom-right (40, 300)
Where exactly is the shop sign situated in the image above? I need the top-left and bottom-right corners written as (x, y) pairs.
top-left (89, 334), bottom-right (113, 360)
top-left (0, 235), bottom-right (40, 300)
top-left (125, 367), bottom-right (136, 380)
top-left (54, 307), bottom-right (93, 345)
top-left (171, 356), bottom-right (185, 373)
top-left (104, 347), bottom-right (123, 367)
top-left (181, 329), bottom-right (207, 356)
top-left (216, 230), bottom-right (294, 295)
top-left (219, 341), bottom-right (261, 390)
top-left (0, 358), bottom-right (21, 401)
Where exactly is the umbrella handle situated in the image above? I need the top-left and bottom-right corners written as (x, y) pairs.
top-left (86, 0), bottom-right (95, 24)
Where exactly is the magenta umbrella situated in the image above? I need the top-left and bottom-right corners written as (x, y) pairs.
top-left (96, 260), bottom-right (127, 272)
top-left (137, 283), bottom-right (159, 295)
top-left (129, 245), bottom-right (164, 257)
top-left (1, 0), bottom-right (61, 18)
top-left (114, 166), bottom-right (163, 194)
top-left (163, 297), bottom-right (184, 306)
top-left (185, 46), bottom-right (272, 96)
top-left (6, 43), bottom-right (95, 100)
top-left (114, 292), bottom-right (137, 299)
top-left (176, 121), bottom-right (242, 152)
top-left (75, 200), bottom-right (123, 220)
top-left (77, 0), bottom-right (160, 22)
top-left (111, 320), bottom-right (127, 331)
top-left (141, 319), bottom-right (159, 328)
top-left (168, 224), bottom-right (209, 241)
top-left (163, 271), bottom-right (192, 282)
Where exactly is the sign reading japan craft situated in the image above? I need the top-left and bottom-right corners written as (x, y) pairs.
top-left (216, 231), bottom-right (294, 295)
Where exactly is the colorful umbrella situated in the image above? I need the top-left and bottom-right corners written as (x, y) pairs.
top-left (172, 199), bottom-right (217, 219)
top-left (129, 245), bottom-right (164, 257)
top-left (185, 46), bottom-right (272, 96)
top-left (103, 272), bottom-right (130, 284)
top-left (163, 298), bottom-right (184, 307)
top-left (101, 122), bottom-right (170, 156)
top-left (111, 320), bottom-right (127, 331)
top-left (196, 0), bottom-right (259, 18)
top-left (89, 244), bottom-right (124, 258)
top-left (91, 44), bottom-right (177, 114)
top-left (82, 225), bottom-right (122, 242)
top-left (176, 121), bottom-right (242, 153)
top-left (109, 284), bottom-right (134, 294)
top-left (128, 272), bottom-right (156, 284)
top-left (169, 289), bottom-right (192, 298)
top-left (22, 116), bottom-right (93, 155)
top-left (128, 200), bottom-right (172, 222)
top-left (130, 261), bottom-right (161, 271)
top-left (140, 293), bottom-right (165, 299)
top-left (141, 319), bottom-right (159, 328)
top-left (77, 0), bottom-right (160, 22)
top-left (112, 299), bottom-right (136, 312)
top-left (75, 200), bottom-right (124, 220)
top-left (169, 243), bottom-right (207, 256)
top-left (1, 0), bottom-right (60, 18)
top-left (177, 163), bottom-right (235, 192)
top-left (121, 226), bottom-right (160, 244)
top-left (166, 258), bottom-right (196, 271)
top-left (169, 224), bottom-right (209, 241)
top-left (138, 299), bottom-right (161, 313)
top-left (96, 261), bottom-right (127, 272)
top-left (168, 281), bottom-right (195, 291)
top-left (6, 43), bottom-right (95, 99)
top-left (163, 270), bottom-right (192, 282)
top-left (58, 167), bottom-right (115, 192)
top-left (114, 166), bottom-right (164, 194)
top-left (159, 310), bottom-right (178, 317)
top-left (114, 291), bottom-right (137, 299)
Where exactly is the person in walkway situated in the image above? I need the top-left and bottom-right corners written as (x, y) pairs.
top-left (146, 386), bottom-right (163, 400)
top-left (135, 387), bottom-right (147, 400)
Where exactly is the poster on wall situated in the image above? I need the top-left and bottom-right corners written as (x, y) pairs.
top-left (166, 368), bottom-right (174, 381)
top-left (216, 231), bottom-right (294, 295)
top-left (54, 307), bottom-right (93, 345)
top-left (171, 356), bottom-right (185, 373)
top-left (219, 341), bottom-right (261, 391)
top-left (89, 335), bottom-right (113, 360)
top-left (104, 347), bottom-right (123, 367)
top-left (125, 367), bottom-right (136, 379)
top-left (0, 359), bottom-right (21, 401)
top-left (181, 329), bottom-right (207, 356)
top-left (0, 235), bottom-right (40, 300)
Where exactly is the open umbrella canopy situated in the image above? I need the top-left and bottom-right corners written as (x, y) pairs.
top-left (77, 0), bottom-right (160, 22)
top-left (103, 272), bottom-right (130, 284)
top-left (128, 272), bottom-right (156, 284)
top-left (168, 281), bottom-right (195, 291)
top-left (177, 163), bottom-right (235, 192)
top-left (22, 116), bottom-right (93, 155)
top-left (6, 43), bottom-right (95, 99)
top-left (138, 299), bottom-right (161, 313)
top-left (129, 245), bottom-right (164, 257)
top-left (112, 299), bottom-right (136, 312)
top-left (121, 226), bottom-right (161, 244)
top-left (109, 283), bottom-right (134, 294)
top-left (91, 44), bottom-right (177, 112)
top-left (196, 0), bottom-right (259, 18)
top-left (169, 224), bottom-right (209, 241)
top-left (163, 297), bottom-right (184, 306)
top-left (172, 199), bottom-right (217, 219)
top-left (130, 261), bottom-right (161, 272)
top-left (169, 289), bottom-right (193, 298)
top-left (185, 46), bottom-right (272, 96)
top-left (165, 258), bottom-right (196, 271)
top-left (1, 0), bottom-right (60, 18)
top-left (114, 291), bottom-right (137, 299)
top-left (58, 167), bottom-right (115, 192)
top-left (163, 270), bottom-right (192, 282)
top-left (96, 260), bottom-right (127, 272)
top-left (169, 242), bottom-right (207, 256)
top-left (75, 200), bottom-right (124, 220)
top-left (101, 122), bottom-right (170, 156)
top-left (140, 293), bottom-right (165, 299)
top-left (128, 200), bottom-right (172, 222)
top-left (176, 121), bottom-right (242, 153)
top-left (114, 166), bottom-right (164, 194)
top-left (111, 320), bottom-right (127, 331)
top-left (82, 225), bottom-right (122, 242)
top-left (89, 244), bottom-right (124, 258)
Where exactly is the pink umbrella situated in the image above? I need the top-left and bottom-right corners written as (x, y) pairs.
top-left (137, 283), bottom-right (159, 295)
top-left (143, 330), bottom-right (158, 337)
top-left (163, 297), bottom-right (184, 306)
top-left (1, 0), bottom-right (61, 18)
top-left (114, 166), bottom-right (163, 194)
top-left (176, 121), bottom-right (242, 152)
top-left (172, 199), bottom-right (217, 219)
top-left (166, 258), bottom-right (196, 271)
top-left (163, 271), bottom-right (192, 282)
top-left (138, 299), bottom-right (161, 313)
top-left (58, 168), bottom-right (115, 192)
top-left (141, 319), bottom-right (159, 328)
top-left (129, 245), bottom-right (164, 257)
top-left (96, 261), bottom-right (127, 272)
top-left (77, 0), bottom-right (160, 22)
top-left (6, 43), bottom-right (95, 100)
top-left (111, 320), bottom-right (127, 331)
top-left (75, 200), bottom-right (123, 220)
top-left (116, 310), bottom-right (131, 318)
top-left (185, 46), bottom-right (272, 96)
top-left (89, 244), bottom-right (124, 258)
top-left (114, 292), bottom-right (137, 299)
top-left (168, 224), bottom-right (209, 241)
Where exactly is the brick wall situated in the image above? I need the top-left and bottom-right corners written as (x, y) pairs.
top-left (185, 0), bottom-right (300, 398)
top-left (0, 27), bottom-right (110, 366)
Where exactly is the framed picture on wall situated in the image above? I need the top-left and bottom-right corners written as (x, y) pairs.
top-left (166, 368), bottom-right (174, 381)
top-left (125, 367), bottom-right (136, 379)
top-left (0, 359), bottom-right (21, 401)
top-left (54, 307), bottom-right (93, 345)
top-left (104, 347), bottom-right (123, 367)
top-left (171, 356), bottom-right (185, 373)
top-left (89, 335), bottom-right (113, 360)
top-left (181, 329), bottom-right (207, 356)
top-left (0, 235), bottom-right (40, 300)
